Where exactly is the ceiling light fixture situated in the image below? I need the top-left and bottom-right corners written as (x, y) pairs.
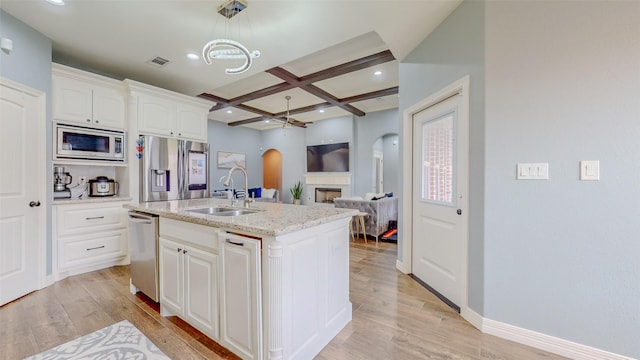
top-left (226, 110), bottom-right (233, 114)
top-left (282, 96), bottom-right (291, 128)
top-left (374, 70), bottom-right (382, 76)
top-left (203, 0), bottom-right (260, 75)
top-left (45, 0), bottom-right (65, 6)
top-left (187, 53), bottom-right (200, 60)
top-left (319, 109), bottom-right (325, 113)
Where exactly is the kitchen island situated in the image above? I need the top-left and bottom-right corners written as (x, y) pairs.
top-left (125, 199), bottom-right (357, 360)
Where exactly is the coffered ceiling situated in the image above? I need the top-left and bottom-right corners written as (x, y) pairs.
top-left (0, 0), bottom-right (462, 130)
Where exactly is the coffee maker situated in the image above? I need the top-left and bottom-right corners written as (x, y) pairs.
top-left (53, 166), bottom-right (72, 199)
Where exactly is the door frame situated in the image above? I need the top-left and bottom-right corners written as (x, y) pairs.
top-left (399, 75), bottom-right (471, 316)
top-left (0, 76), bottom-right (48, 292)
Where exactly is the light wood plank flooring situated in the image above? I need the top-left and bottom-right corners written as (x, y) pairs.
top-left (0, 237), bottom-right (566, 359)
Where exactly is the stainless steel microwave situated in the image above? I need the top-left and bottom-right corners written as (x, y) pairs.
top-left (55, 123), bottom-right (125, 162)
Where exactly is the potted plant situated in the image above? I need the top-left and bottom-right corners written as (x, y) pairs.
top-left (290, 181), bottom-right (303, 205)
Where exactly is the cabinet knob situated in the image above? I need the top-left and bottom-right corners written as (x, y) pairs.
top-left (170, 131), bottom-right (174, 135)
top-left (86, 119), bottom-right (91, 122)
top-left (95, 120), bottom-right (99, 123)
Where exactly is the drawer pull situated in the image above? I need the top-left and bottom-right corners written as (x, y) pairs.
top-left (86, 245), bottom-right (105, 251)
top-left (226, 239), bottom-right (244, 247)
top-left (85, 216), bottom-right (105, 220)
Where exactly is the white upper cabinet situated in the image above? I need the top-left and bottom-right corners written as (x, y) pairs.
top-left (127, 80), bottom-right (211, 142)
top-left (53, 64), bottom-right (125, 130)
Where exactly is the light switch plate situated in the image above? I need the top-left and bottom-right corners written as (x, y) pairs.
top-left (580, 160), bottom-right (600, 180)
top-left (517, 163), bottom-right (549, 180)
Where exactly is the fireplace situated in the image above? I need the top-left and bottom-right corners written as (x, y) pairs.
top-left (315, 188), bottom-right (342, 204)
top-left (304, 173), bottom-right (352, 205)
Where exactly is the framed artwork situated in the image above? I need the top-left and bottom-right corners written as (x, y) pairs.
top-left (217, 151), bottom-right (246, 169)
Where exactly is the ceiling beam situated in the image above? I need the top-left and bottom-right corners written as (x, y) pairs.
top-left (198, 50), bottom-right (398, 125)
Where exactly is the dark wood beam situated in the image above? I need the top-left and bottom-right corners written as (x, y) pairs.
top-left (300, 50), bottom-right (395, 84)
top-left (338, 86), bottom-right (399, 104)
top-left (198, 50), bottom-right (397, 123)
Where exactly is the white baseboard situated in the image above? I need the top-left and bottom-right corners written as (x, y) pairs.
top-left (461, 307), bottom-right (483, 331)
top-left (395, 259), bottom-right (410, 274)
top-left (483, 318), bottom-right (635, 360)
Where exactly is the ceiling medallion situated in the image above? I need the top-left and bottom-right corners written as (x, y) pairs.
top-left (203, 0), bottom-right (260, 75)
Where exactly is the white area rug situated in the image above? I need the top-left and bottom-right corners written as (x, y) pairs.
top-left (25, 320), bottom-right (169, 360)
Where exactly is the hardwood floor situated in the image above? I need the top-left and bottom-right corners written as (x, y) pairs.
top-left (0, 237), bottom-right (566, 360)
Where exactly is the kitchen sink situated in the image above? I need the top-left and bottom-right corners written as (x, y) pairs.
top-left (185, 207), bottom-right (262, 216)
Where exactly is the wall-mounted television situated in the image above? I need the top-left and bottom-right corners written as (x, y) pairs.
top-left (306, 142), bottom-right (349, 172)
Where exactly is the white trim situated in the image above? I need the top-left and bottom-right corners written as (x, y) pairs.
top-left (483, 318), bottom-right (635, 360)
top-left (395, 259), bottom-right (410, 274)
top-left (0, 77), bottom-right (48, 293)
top-left (460, 306), bottom-right (483, 331)
top-left (401, 75), bottom-right (471, 309)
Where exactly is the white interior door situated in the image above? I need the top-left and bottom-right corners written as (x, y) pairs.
top-left (0, 80), bottom-right (44, 306)
top-left (411, 93), bottom-right (468, 309)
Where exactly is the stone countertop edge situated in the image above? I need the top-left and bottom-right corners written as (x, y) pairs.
top-left (53, 196), bottom-right (133, 205)
top-left (124, 198), bottom-right (359, 237)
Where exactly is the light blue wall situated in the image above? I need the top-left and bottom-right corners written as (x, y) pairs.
top-left (353, 108), bottom-right (400, 197)
top-left (1, 10), bottom-right (53, 275)
top-left (261, 126), bottom-right (306, 204)
top-left (399, 0), bottom-right (485, 313)
top-left (402, 0), bottom-right (640, 357)
top-left (207, 120), bottom-right (263, 192)
top-left (483, 2), bottom-right (640, 357)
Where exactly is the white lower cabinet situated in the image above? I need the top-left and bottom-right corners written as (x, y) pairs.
top-left (54, 201), bottom-right (128, 278)
top-left (219, 233), bottom-right (262, 360)
top-left (159, 218), bottom-right (219, 340)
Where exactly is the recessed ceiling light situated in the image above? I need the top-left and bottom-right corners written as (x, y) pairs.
top-left (319, 109), bottom-right (325, 113)
top-left (45, 0), bottom-right (65, 5)
top-left (374, 70), bottom-right (382, 76)
top-left (226, 110), bottom-right (232, 114)
top-left (186, 53), bottom-right (199, 60)
top-left (264, 119), bottom-right (270, 123)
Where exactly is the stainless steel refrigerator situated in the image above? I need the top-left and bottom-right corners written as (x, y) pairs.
top-left (138, 135), bottom-right (210, 203)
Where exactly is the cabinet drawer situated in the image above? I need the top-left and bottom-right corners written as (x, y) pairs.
top-left (57, 204), bottom-right (125, 236)
top-left (59, 229), bottom-right (126, 269)
top-left (160, 218), bottom-right (218, 252)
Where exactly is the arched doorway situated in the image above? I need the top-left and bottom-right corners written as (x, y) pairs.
top-left (263, 149), bottom-right (282, 202)
top-left (372, 133), bottom-right (399, 194)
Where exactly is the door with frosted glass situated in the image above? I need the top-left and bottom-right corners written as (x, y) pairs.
top-left (412, 94), bottom-right (468, 308)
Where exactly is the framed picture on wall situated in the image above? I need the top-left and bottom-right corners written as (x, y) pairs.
top-left (217, 151), bottom-right (246, 169)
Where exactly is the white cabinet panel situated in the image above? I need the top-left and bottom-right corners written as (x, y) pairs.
top-left (220, 233), bottom-right (262, 360)
top-left (54, 201), bottom-right (128, 276)
top-left (185, 246), bottom-right (219, 339)
top-left (136, 93), bottom-right (208, 142)
top-left (53, 66), bottom-right (125, 130)
top-left (159, 218), bottom-right (219, 340)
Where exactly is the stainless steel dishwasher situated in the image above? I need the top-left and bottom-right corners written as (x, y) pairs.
top-left (128, 211), bottom-right (159, 302)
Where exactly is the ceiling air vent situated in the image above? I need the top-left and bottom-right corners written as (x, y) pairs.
top-left (146, 56), bottom-right (170, 68)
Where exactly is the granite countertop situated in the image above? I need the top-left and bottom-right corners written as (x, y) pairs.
top-left (124, 198), bottom-right (358, 237)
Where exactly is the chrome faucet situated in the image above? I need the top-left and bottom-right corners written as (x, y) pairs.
top-left (223, 166), bottom-right (253, 208)
top-left (219, 175), bottom-right (236, 207)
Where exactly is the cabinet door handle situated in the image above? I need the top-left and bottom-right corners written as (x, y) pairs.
top-left (183, 249), bottom-right (188, 254)
top-left (177, 247), bottom-right (182, 252)
top-left (85, 216), bottom-right (105, 220)
top-left (226, 238), bottom-right (244, 247)
top-left (86, 245), bottom-right (105, 251)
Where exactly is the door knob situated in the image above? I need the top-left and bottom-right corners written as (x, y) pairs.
top-left (29, 201), bottom-right (41, 207)
top-left (457, 209), bottom-right (462, 215)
